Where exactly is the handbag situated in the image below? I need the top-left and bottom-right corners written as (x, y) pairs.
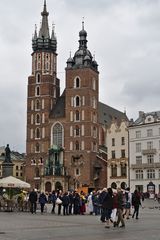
top-left (56, 197), bottom-right (62, 204)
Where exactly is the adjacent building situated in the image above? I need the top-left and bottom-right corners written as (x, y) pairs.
top-left (129, 111), bottom-right (160, 196)
top-left (106, 119), bottom-right (129, 189)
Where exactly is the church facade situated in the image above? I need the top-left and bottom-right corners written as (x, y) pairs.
top-left (25, 1), bottom-right (127, 192)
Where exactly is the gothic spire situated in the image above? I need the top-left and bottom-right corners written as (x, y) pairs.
top-left (39, 0), bottom-right (50, 38)
top-left (32, 0), bottom-right (57, 52)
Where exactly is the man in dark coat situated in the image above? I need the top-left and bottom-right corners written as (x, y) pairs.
top-left (29, 189), bottom-right (38, 214)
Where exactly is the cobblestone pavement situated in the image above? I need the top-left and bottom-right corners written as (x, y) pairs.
top-left (0, 199), bottom-right (160, 240)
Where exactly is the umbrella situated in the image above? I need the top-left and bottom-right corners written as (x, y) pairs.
top-left (0, 176), bottom-right (30, 189)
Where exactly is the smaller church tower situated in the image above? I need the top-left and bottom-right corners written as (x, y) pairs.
top-left (25, 1), bottom-right (59, 189)
top-left (65, 22), bottom-right (99, 190)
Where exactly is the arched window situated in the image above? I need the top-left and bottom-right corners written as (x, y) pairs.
top-left (75, 96), bottom-right (80, 107)
top-left (35, 128), bottom-right (40, 139)
top-left (36, 114), bottom-right (40, 124)
top-left (35, 86), bottom-right (40, 96)
top-left (52, 123), bottom-right (63, 147)
top-left (36, 73), bottom-right (41, 83)
top-left (74, 76), bottom-right (81, 88)
top-left (121, 163), bottom-right (127, 177)
top-left (75, 125), bottom-right (80, 136)
top-left (35, 99), bottom-right (40, 110)
top-left (35, 142), bottom-right (40, 153)
top-left (75, 110), bottom-right (80, 121)
top-left (111, 164), bottom-right (117, 177)
top-left (75, 141), bottom-right (80, 150)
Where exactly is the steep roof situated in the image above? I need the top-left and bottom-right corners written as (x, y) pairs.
top-left (98, 102), bottom-right (128, 126)
top-left (50, 92), bottom-right (65, 119)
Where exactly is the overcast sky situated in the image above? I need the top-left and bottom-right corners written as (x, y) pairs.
top-left (0, 0), bottom-right (160, 153)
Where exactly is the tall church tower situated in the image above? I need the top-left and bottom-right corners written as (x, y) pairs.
top-left (65, 22), bottom-right (99, 190)
top-left (25, 1), bottom-right (59, 189)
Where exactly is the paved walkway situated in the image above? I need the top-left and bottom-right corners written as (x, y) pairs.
top-left (0, 199), bottom-right (159, 240)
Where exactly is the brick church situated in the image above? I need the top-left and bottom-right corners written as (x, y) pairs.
top-left (25, 1), bottom-right (127, 192)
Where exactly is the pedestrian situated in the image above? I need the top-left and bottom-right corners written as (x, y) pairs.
top-left (51, 190), bottom-right (57, 214)
top-left (87, 192), bottom-right (94, 215)
top-left (116, 188), bottom-right (125, 228)
top-left (57, 190), bottom-right (63, 215)
top-left (62, 192), bottom-right (70, 215)
top-left (132, 189), bottom-right (141, 219)
top-left (124, 187), bottom-right (132, 219)
top-left (102, 188), bottom-right (113, 228)
top-left (68, 191), bottom-right (74, 214)
top-left (99, 188), bottom-right (107, 222)
top-left (29, 189), bottom-right (38, 214)
top-left (111, 188), bottom-right (118, 227)
top-left (39, 192), bottom-right (47, 214)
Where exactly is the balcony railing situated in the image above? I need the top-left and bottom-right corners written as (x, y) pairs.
top-left (142, 149), bottom-right (156, 155)
top-left (131, 162), bottom-right (160, 169)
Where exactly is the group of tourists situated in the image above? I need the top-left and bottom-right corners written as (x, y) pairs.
top-left (27, 186), bottom-right (142, 229)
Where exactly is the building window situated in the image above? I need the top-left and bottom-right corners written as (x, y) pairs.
top-left (73, 77), bottom-right (81, 88)
top-left (121, 164), bottom-right (127, 177)
top-left (136, 143), bottom-right (141, 153)
top-left (147, 169), bottom-right (155, 179)
top-left (75, 141), bottom-right (80, 150)
top-left (147, 154), bottom-right (154, 164)
top-left (147, 141), bottom-right (153, 150)
top-left (121, 150), bottom-right (125, 158)
top-left (112, 138), bottom-right (115, 146)
top-left (35, 143), bottom-right (40, 153)
top-left (36, 73), bottom-right (41, 83)
top-left (35, 86), bottom-right (40, 96)
top-left (75, 110), bottom-right (80, 121)
top-left (35, 128), bottom-right (40, 139)
top-left (16, 166), bottom-right (19, 170)
top-left (136, 131), bottom-right (141, 138)
top-left (75, 125), bottom-right (80, 136)
top-left (121, 137), bottom-right (125, 145)
top-left (35, 99), bottom-right (40, 110)
top-left (147, 129), bottom-right (153, 137)
top-left (75, 168), bottom-right (80, 176)
top-left (52, 123), bottom-right (63, 147)
top-left (111, 164), bottom-right (117, 177)
top-left (75, 96), bottom-right (80, 107)
top-left (75, 77), bottom-right (80, 88)
top-left (136, 156), bottom-right (142, 165)
top-left (16, 172), bottom-right (19, 177)
top-left (135, 170), bottom-right (143, 180)
top-left (111, 151), bottom-right (116, 159)
top-left (35, 114), bottom-right (40, 124)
